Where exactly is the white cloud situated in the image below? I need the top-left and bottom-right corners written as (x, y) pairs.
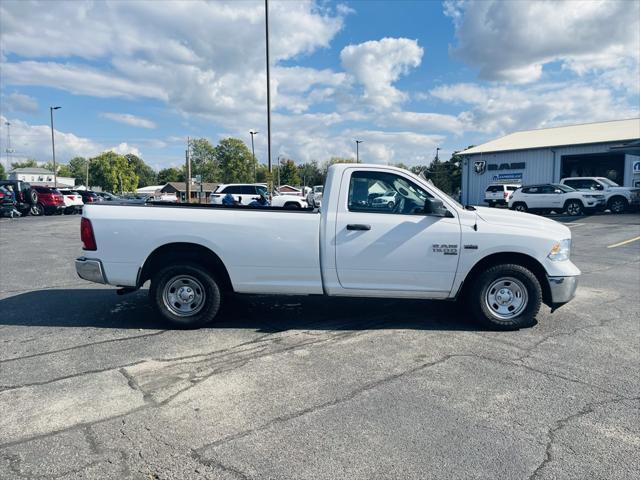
top-left (429, 81), bottom-right (638, 136)
top-left (101, 113), bottom-right (157, 129)
top-left (341, 38), bottom-right (423, 108)
top-left (0, 115), bottom-right (142, 167)
top-left (2, 92), bottom-right (38, 113)
top-left (444, 0), bottom-right (640, 83)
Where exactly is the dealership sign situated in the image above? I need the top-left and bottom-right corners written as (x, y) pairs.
top-left (474, 161), bottom-right (526, 175)
top-left (492, 173), bottom-right (523, 182)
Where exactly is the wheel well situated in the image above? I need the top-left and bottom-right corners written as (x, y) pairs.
top-left (283, 201), bottom-right (300, 208)
top-left (460, 252), bottom-right (551, 306)
top-left (139, 242), bottom-right (233, 292)
top-left (564, 198), bottom-right (583, 207)
top-left (608, 195), bottom-right (628, 205)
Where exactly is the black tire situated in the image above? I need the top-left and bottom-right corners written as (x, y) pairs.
top-left (468, 264), bottom-right (542, 330)
top-left (19, 208), bottom-right (30, 217)
top-left (512, 202), bottom-right (527, 212)
top-left (488, 201), bottom-right (495, 208)
top-left (150, 262), bottom-right (222, 329)
top-left (284, 202), bottom-right (301, 209)
top-left (608, 196), bottom-right (627, 214)
top-left (387, 201), bottom-right (395, 208)
top-left (32, 203), bottom-right (45, 216)
top-left (564, 199), bottom-right (583, 216)
top-left (26, 189), bottom-right (38, 205)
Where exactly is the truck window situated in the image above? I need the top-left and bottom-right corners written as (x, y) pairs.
top-left (348, 171), bottom-right (433, 215)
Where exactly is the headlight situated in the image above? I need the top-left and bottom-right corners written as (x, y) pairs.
top-left (548, 239), bottom-right (571, 261)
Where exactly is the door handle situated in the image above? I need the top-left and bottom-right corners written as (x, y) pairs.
top-left (347, 224), bottom-right (371, 231)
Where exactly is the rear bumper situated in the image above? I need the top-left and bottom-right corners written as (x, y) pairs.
top-left (75, 257), bottom-right (107, 284)
top-left (547, 275), bottom-right (578, 307)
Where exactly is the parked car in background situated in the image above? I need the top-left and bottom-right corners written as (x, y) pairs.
top-left (0, 180), bottom-right (38, 216)
top-left (484, 184), bottom-right (520, 207)
top-left (31, 186), bottom-right (65, 216)
top-left (0, 186), bottom-right (18, 217)
top-left (59, 189), bottom-right (84, 214)
top-left (76, 190), bottom-right (102, 205)
top-left (560, 177), bottom-right (640, 213)
top-left (96, 191), bottom-right (120, 201)
top-left (307, 185), bottom-right (323, 208)
top-left (509, 184), bottom-right (605, 216)
top-left (211, 184), bottom-right (308, 209)
top-left (371, 190), bottom-right (400, 209)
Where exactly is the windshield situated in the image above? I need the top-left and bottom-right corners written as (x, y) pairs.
top-left (553, 184), bottom-right (575, 192)
top-left (598, 178), bottom-right (619, 187)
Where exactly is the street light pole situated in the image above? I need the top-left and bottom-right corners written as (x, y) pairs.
top-left (435, 147), bottom-right (441, 162)
top-left (355, 140), bottom-right (363, 163)
top-left (4, 121), bottom-right (12, 166)
top-left (50, 106), bottom-right (61, 188)
top-left (249, 130), bottom-right (258, 181)
top-left (265, 0), bottom-right (273, 185)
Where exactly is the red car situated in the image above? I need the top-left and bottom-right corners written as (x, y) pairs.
top-left (31, 186), bottom-right (65, 216)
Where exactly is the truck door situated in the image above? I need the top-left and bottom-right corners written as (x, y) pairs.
top-left (334, 169), bottom-right (461, 293)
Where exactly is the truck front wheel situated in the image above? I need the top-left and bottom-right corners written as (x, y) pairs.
top-left (468, 264), bottom-right (542, 330)
top-left (150, 263), bottom-right (222, 328)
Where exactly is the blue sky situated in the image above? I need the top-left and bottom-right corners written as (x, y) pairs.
top-left (1, 0), bottom-right (638, 172)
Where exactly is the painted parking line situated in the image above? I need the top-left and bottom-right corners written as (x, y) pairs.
top-left (607, 236), bottom-right (640, 249)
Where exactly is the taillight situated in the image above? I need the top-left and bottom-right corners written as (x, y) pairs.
top-left (69, 195), bottom-right (75, 200)
top-left (86, 196), bottom-right (94, 203)
top-left (81, 217), bottom-right (97, 251)
top-left (0, 192), bottom-right (4, 199)
top-left (504, 191), bottom-right (509, 198)
top-left (18, 191), bottom-right (24, 201)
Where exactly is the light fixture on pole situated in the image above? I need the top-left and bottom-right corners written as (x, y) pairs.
top-left (355, 140), bottom-right (363, 163)
top-left (435, 147), bottom-right (440, 162)
top-left (50, 106), bottom-right (61, 188)
top-left (249, 130), bottom-right (258, 181)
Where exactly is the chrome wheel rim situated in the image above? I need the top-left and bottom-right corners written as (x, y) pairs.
top-left (485, 277), bottom-right (528, 320)
top-left (162, 275), bottom-right (206, 317)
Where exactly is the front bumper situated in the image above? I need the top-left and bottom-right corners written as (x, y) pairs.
top-left (75, 257), bottom-right (107, 284)
top-left (547, 275), bottom-right (578, 307)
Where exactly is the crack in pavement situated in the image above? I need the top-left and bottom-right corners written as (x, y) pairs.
top-left (527, 396), bottom-right (640, 480)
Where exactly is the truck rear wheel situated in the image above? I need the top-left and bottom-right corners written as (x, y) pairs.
top-left (150, 263), bottom-right (221, 328)
top-left (468, 264), bottom-right (542, 330)
top-left (608, 196), bottom-right (627, 214)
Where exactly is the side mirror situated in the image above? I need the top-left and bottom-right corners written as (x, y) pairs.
top-left (424, 198), bottom-right (453, 217)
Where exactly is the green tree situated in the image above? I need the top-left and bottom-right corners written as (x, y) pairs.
top-left (10, 159), bottom-right (39, 169)
top-left (189, 138), bottom-right (219, 183)
top-left (43, 161), bottom-right (73, 177)
top-left (157, 167), bottom-right (184, 184)
top-left (215, 137), bottom-right (256, 183)
top-left (278, 158), bottom-right (300, 186)
top-left (125, 153), bottom-right (157, 188)
top-left (88, 151), bottom-right (138, 193)
top-left (297, 161), bottom-right (322, 187)
top-left (68, 157), bottom-right (89, 186)
top-left (0, 163), bottom-right (5, 180)
top-left (321, 156), bottom-right (354, 178)
top-left (255, 163), bottom-right (270, 183)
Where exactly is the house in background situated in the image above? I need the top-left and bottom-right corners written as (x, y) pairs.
top-left (160, 182), bottom-right (219, 202)
top-left (8, 167), bottom-right (76, 188)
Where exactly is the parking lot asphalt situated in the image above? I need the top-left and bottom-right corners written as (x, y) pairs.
top-left (0, 213), bottom-right (639, 480)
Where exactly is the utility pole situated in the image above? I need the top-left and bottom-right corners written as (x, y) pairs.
top-left (50, 106), bottom-right (61, 188)
top-left (249, 130), bottom-right (258, 181)
top-left (4, 122), bottom-right (12, 167)
top-left (265, 0), bottom-right (273, 191)
top-left (185, 137), bottom-right (191, 203)
top-left (355, 140), bottom-right (363, 163)
top-left (277, 155), bottom-right (281, 189)
top-left (435, 147), bottom-right (440, 162)
top-left (85, 158), bottom-right (91, 189)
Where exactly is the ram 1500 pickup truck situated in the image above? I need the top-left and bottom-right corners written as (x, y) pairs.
top-left (76, 164), bottom-right (579, 330)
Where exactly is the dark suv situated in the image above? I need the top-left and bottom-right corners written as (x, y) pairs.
top-left (76, 190), bottom-right (102, 204)
top-left (31, 186), bottom-right (65, 216)
top-left (0, 180), bottom-right (38, 215)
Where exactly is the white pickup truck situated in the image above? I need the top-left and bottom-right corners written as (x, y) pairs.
top-left (76, 164), bottom-right (579, 330)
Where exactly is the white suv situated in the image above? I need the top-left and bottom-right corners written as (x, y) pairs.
top-left (484, 184), bottom-right (520, 207)
top-left (509, 183), bottom-right (605, 216)
top-left (560, 177), bottom-right (640, 214)
top-left (210, 183), bottom-right (308, 209)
